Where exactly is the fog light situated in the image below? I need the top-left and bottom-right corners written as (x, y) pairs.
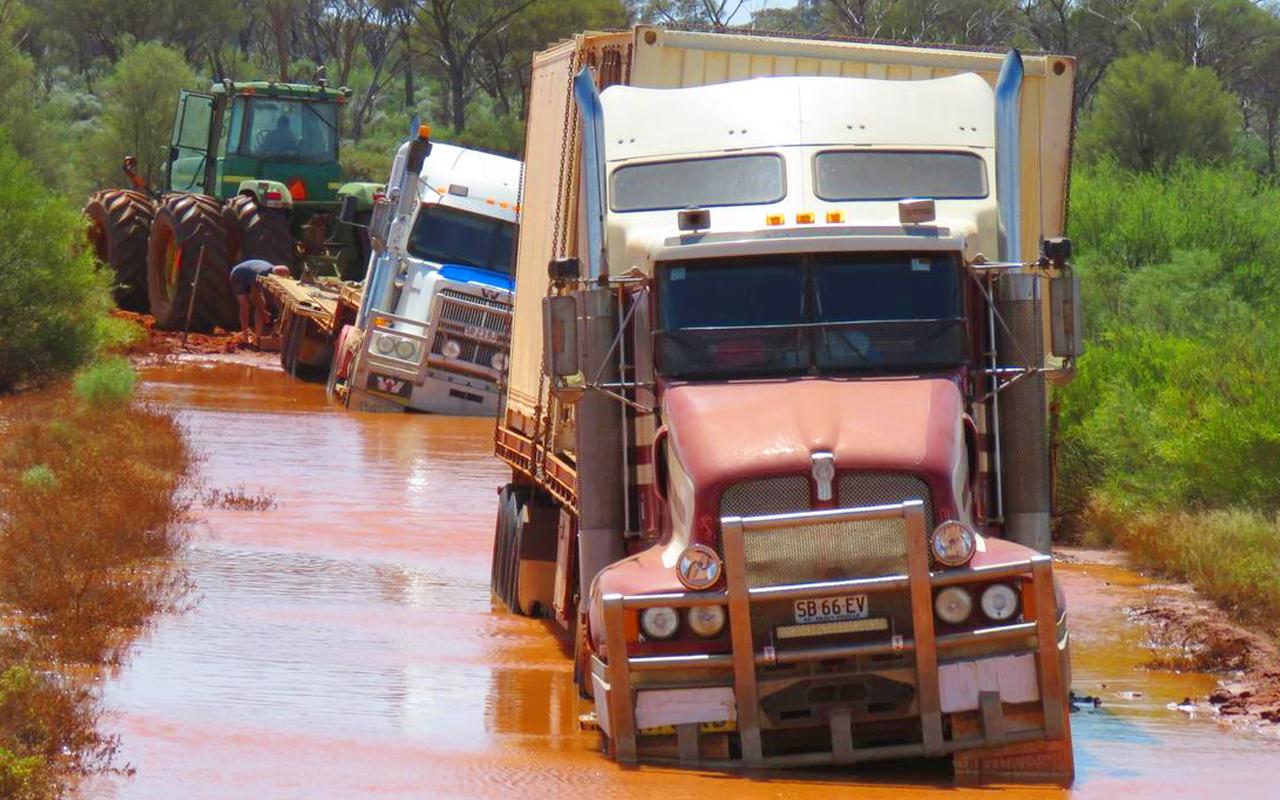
top-left (442, 339), bottom-right (462, 359)
top-left (490, 351), bottom-right (508, 371)
top-left (934, 586), bottom-right (973, 624)
top-left (980, 583), bottom-right (1019, 621)
top-left (394, 339), bottom-right (416, 359)
top-left (375, 335), bottom-right (394, 355)
top-left (930, 520), bottom-right (977, 567)
top-left (640, 607), bottom-right (679, 640)
top-left (687, 605), bottom-right (726, 638)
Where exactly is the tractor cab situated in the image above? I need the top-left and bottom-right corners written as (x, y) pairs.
top-left (167, 81), bottom-right (350, 207)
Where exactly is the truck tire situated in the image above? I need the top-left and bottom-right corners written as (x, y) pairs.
top-left (224, 194), bottom-right (295, 268)
top-left (147, 194), bottom-right (236, 332)
top-left (84, 189), bottom-right (155, 311)
top-left (491, 485), bottom-right (512, 598)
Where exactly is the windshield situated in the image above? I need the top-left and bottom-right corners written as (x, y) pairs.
top-left (234, 97), bottom-right (339, 163)
top-left (407, 204), bottom-right (517, 275)
top-left (656, 253), bottom-right (966, 379)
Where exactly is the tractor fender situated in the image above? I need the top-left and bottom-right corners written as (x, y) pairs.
top-left (335, 181), bottom-right (385, 211)
top-left (236, 179), bottom-right (293, 210)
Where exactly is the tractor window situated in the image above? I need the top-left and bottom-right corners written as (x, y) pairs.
top-left (234, 97), bottom-right (339, 164)
top-left (168, 91), bottom-right (214, 193)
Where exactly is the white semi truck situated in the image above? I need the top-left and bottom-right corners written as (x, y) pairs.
top-left (328, 128), bottom-right (522, 415)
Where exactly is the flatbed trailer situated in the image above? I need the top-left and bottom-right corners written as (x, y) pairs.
top-left (259, 273), bottom-right (361, 376)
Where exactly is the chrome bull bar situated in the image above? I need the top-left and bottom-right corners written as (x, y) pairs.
top-left (363, 300), bottom-right (503, 388)
top-left (594, 500), bottom-right (1067, 767)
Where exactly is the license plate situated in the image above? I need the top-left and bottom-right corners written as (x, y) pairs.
top-left (463, 325), bottom-right (502, 343)
top-left (793, 594), bottom-right (868, 624)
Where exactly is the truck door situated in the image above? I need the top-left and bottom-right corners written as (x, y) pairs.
top-left (168, 90), bottom-right (216, 194)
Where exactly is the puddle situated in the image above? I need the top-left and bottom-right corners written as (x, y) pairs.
top-left (93, 361), bottom-right (1280, 799)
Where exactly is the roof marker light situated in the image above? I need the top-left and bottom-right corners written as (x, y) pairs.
top-left (796, 211), bottom-right (815, 224)
top-left (765, 214), bottom-right (784, 226)
top-left (826, 211), bottom-right (845, 223)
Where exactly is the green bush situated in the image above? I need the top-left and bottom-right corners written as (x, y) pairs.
top-left (1059, 163), bottom-right (1280, 531)
top-left (19, 466), bottom-right (57, 492)
top-left (72, 357), bottom-right (136, 409)
top-left (0, 140), bottom-right (112, 393)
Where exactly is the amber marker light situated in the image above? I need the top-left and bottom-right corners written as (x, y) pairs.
top-left (765, 213), bottom-right (784, 226)
top-left (796, 211), bottom-right (815, 224)
top-left (826, 211), bottom-right (845, 223)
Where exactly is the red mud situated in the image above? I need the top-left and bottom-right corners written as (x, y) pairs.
top-left (85, 361), bottom-right (1280, 799)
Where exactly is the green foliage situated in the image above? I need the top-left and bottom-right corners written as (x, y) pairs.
top-left (88, 41), bottom-right (198, 190)
top-left (72, 357), bottom-right (136, 409)
top-left (1078, 54), bottom-right (1241, 172)
top-left (19, 465), bottom-right (57, 492)
top-left (1058, 163), bottom-right (1280, 536)
top-left (0, 140), bottom-right (111, 392)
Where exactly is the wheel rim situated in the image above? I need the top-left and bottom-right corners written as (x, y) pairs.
top-left (161, 228), bottom-right (180, 302)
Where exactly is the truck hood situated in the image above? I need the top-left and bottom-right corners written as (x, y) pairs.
top-left (663, 376), bottom-right (965, 494)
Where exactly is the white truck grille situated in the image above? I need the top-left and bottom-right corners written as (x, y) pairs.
top-left (431, 289), bottom-right (512, 369)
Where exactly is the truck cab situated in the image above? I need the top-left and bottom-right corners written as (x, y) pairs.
top-left (492, 28), bottom-right (1080, 782)
top-left (340, 137), bottom-right (521, 415)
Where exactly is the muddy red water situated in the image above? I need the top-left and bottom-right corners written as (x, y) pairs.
top-left (93, 361), bottom-right (1280, 799)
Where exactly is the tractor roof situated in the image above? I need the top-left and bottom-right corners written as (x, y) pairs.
top-left (210, 81), bottom-right (349, 101)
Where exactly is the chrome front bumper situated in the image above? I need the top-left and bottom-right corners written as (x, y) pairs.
top-left (591, 500), bottom-right (1069, 768)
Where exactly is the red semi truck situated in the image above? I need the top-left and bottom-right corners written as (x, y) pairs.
top-left (492, 27), bottom-right (1081, 782)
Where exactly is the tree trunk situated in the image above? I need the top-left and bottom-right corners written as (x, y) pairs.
top-left (450, 63), bottom-right (466, 130)
top-left (404, 63), bottom-right (415, 109)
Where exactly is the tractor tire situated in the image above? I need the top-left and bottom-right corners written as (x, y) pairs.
top-left (147, 194), bottom-right (237, 332)
top-left (84, 189), bottom-right (155, 311)
top-left (224, 194), bottom-right (295, 268)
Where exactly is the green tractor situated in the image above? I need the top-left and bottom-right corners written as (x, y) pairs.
top-left (85, 76), bottom-right (380, 331)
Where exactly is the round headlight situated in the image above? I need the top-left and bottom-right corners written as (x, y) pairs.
top-left (934, 586), bottom-right (973, 625)
top-left (640, 606), bottom-right (680, 640)
top-left (930, 520), bottom-right (977, 567)
top-left (980, 583), bottom-right (1019, 621)
top-left (687, 605), bottom-right (726, 638)
top-left (394, 339), bottom-right (416, 359)
top-left (442, 339), bottom-right (462, 359)
top-left (375, 335), bottom-right (395, 355)
top-left (490, 351), bottom-right (509, 371)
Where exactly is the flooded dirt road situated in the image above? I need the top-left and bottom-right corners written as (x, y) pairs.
top-left (97, 361), bottom-right (1280, 799)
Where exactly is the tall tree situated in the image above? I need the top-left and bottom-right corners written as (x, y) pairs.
top-left (1078, 52), bottom-right (1240, 171)
top-left (413, 0), bottom-right (539, 130)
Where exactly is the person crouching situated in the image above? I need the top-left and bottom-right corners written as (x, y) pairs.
top-left (230, 260), bottom-right (291, 346)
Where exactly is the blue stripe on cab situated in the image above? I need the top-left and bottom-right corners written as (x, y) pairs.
top-left (438, 264), bottom-right (514, 292)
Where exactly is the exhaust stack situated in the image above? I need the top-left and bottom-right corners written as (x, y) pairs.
top-left (994, 50), bottom-right (1052, 554)
top-left (571, 68), bottom-right (627, 594)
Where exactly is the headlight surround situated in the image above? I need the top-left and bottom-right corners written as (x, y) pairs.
top-left (934, 586), bottom-right (973, 625)
top-left (490, 351), bottom-right (509, 371)
top-left (394, 338), bottom-right (417, 360)
top-left (442, 339), bottom-right (462, 359)
top-left (930, 520), bottom-right (977, 567)
top-left (686, 605), bottom-right (726, 638)
top-left (374, 334), bottom-right (395, 355)
top-left (980, 583), bottom-right (1019, 621)
top-left (640, 606), bottom-right (680, 640)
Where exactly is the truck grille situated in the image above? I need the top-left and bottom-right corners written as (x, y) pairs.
top-left (431, 289), bottom-right (512, 370)
top-left (720, 470), bottom-right (933, 587)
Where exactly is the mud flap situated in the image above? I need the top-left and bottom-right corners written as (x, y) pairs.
top-left (515, 493), bottom-right (559, 617)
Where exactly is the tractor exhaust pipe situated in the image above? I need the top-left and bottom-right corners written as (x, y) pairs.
top-left (994, 50), bottom-right (1052, 554)
top-left (572, 68), bottom-right (627, 595)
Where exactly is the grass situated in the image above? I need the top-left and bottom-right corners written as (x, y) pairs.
top-left (0, 362), bottom-right (192, 796)
top-left (201, 484), bottom-right (278, 512)
top-left (1083, 499), bottom-right (1280, 636)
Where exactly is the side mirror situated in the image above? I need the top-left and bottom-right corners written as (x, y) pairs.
top-left (543, 295), bottom-right (583, 402)
top-left (1049, 273), bottom-right (1083, 359)
top-left (338, 194), bottom-right (359, 226)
